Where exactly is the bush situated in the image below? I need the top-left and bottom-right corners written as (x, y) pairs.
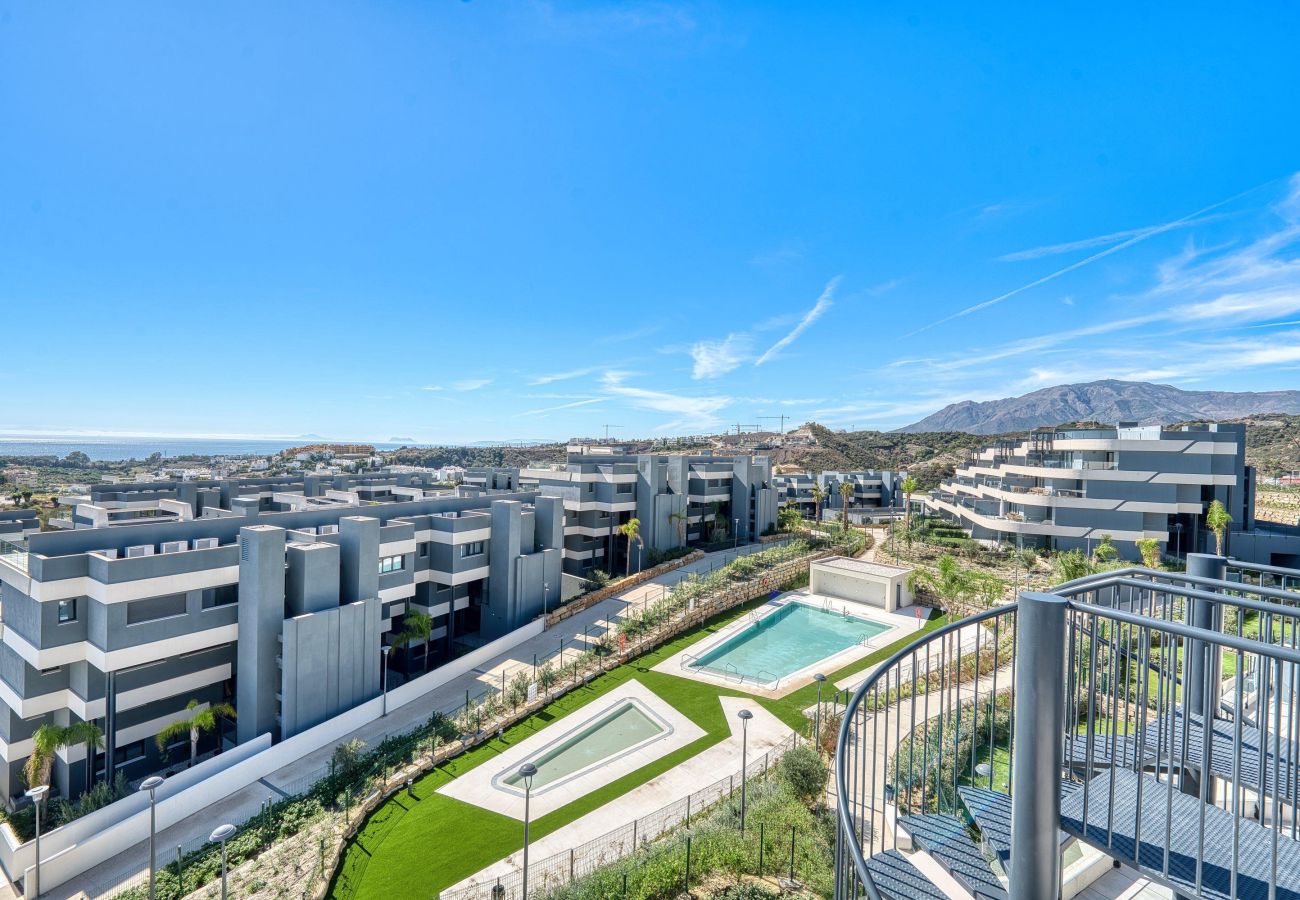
top-left (778, 745), bottom-right (826, 805)
top-left (581, 569), bottom-right (612, 592)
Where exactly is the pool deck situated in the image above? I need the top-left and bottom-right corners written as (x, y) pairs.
top-left (442, 695), bottom-right (794, 897)
top-left (437, 679), bottom-right (704, 820)
top-left (653, 590), bottom-right (913, 698)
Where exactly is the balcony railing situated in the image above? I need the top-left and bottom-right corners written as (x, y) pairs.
top-left (834, 556), bottom-right (1300, 900)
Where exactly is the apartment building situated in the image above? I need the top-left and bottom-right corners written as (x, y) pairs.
top-left (0, 490), bottom-right (560, 806)
top-left (524, 447), bottom-right (779, 578)
top-left (774, 470), bottom-right (904, 519)
top-left (924, 422), bottom-right (1251, 558)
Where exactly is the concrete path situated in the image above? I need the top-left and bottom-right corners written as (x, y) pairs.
top-left (42, 542), bottom-right (784, 900)
top-left (443, 696), bottom-right (794, 897)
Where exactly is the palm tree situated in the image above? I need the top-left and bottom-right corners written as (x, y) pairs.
top-left (708, 501), bottom-right (725, 541)
top-left (619, 517), bottom-right (643, 577)
top-left (809, 484), bottom-right (827, 526)
top-left (396, 610), bottom-right (434, 672)
top-left (838, 481), bottom-right (854, 529)
top-left (155, 700), bottom-right (236, 768)
top-left (25, 721), bottom-right (103, 794)
top-left (1205, 499), bottom-right (1233, 556)
top-left (900, 475), bottom-right (918, 527)
top-left (778, 503), bottom-right (802, 532)
top-left (669, 509), bottom-right (689, 547)
top-left (907, 554), bottom-right (1003, 619)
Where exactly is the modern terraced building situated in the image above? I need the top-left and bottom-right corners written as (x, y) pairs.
top-left (923, 422), bottom-right (1253, 559)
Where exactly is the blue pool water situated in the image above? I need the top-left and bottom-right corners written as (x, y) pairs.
top-left (691, 602), bottom-right (890, 683)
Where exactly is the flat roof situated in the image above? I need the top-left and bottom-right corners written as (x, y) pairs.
top-left (814, 556), bottom-right (912, 578)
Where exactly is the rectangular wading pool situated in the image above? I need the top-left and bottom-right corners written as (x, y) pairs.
top-left (495, 698), bottom-right (671, 795)
top-left (690, 601), bottom-right (890, 686)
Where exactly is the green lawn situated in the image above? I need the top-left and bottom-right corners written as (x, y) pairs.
top-left (331, 598), bottom-right (947, 898)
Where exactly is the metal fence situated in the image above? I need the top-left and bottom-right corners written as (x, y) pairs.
top-left (440, 733), bottom-right (801, 900)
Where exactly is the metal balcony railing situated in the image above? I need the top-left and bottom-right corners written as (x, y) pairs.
top-left (834, 554), bottom-right (1300, 900)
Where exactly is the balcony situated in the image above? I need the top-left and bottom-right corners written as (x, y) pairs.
top-left (834, 557), bottom-right (1300, 899)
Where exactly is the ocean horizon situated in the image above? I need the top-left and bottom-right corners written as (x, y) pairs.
top-left (0, 434), bottom-right (420, 462)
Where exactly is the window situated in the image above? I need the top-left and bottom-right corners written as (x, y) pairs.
top-left (114, 739), bottom-right (146, 767)
top-left (57, 598), bottom-right (77, 624)
top-left (459, 541), bottom-right (484, 558)
top-left (202, 584), bottom-right (238, 609)
top-left (126, 593), bottom-right (187, 625)
top-left (616, 483), bottom-right (633, 494)
top-left (418, 542), bottom-right (430, 558)
top-left (379, 554), bottom-right (405, 574)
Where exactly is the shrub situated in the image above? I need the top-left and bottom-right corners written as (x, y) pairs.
top-left (778, 745), bottom-right (826, 805)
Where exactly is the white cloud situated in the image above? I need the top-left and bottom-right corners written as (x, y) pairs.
top-left (908, 179), bottom-right (1276, 336)
top-left (998, 215), bottom-right (1228, 262)
top-left (517, 397), bottom-right (604, 417)
top-left (453, 378), bottom-right (493, 391)
top-left (420, 385), bottom-right (444, 392)
top-left (690, 333), bottom-right (752, 379)
top-left (530, 366), bottom-right (600, 386)
top-left (755, 276), bottom-right (841, 366)
top-left (601, 371), bottom-right (732, 430)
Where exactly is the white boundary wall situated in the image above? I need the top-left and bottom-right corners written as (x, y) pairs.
top-left (0, 616), bottom-right (546, 893)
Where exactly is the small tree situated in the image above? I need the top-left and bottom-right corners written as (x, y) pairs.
top-left (900, 474), bottom-right (918, 527)
top-left (395, 611), bottom-right (434, 673)
top-left (25, 721), bottom-right (103, 794)
top-left (810, 483), bottom-right (827, 526)
top-left (1206, 499), bottom-right (1233, 556)
top-left (779, 744), bottom-right (827, 805)
top-left (619, 517), bottom-right (643, 576)
top-left (155, 699), bottom-right (236, 768)
top-left (669, 508), bottom-right (688, 547)
top-left (777, 503), bottom-right (802, 532)
top-left (331, 738), bottom-right (367, 776)
top-left (838, 481), bottom-right (854, 529)
top-left (1093, 533), bottom-right (1120, 565)
top-left (1136, 538), bottom-right (1162, 570)
top-left (907, 554), bottom-right (1004, 619)
top-left (1051, 548), bottom-right (1095, 584)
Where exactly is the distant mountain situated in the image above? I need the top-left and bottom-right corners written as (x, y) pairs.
top-left (897, 380), bottom-right (1300, 434)
top-left (387, 437), bottom-right (416, 444)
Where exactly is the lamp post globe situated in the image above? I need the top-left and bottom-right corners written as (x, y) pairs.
top-left (520, 763), bottom-right (538, 898)
top-left (737, 709), bottom-right (753, 832)
top-left (210, 823), bottom-right (236, 900)
top-left (140, 775), bottom-right (166, 900)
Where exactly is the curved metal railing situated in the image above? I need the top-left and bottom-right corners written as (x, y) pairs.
top-left (834, 558), bottom-right (1300, 900)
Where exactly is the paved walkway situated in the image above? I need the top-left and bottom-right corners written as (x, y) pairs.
top-left (41, 542), bottom-right (783, 900)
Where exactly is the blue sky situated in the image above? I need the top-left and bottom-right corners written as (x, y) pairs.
top-left (3, 2), bottom-right (1299, 443)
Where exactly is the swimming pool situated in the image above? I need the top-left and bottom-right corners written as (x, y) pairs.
top-left (690, 602), bottom-right (890, 686)
top-left (498, 699), bottom-right (668, 794)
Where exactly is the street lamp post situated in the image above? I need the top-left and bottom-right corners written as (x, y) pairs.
top-left (519, 763), bottom-right (538, 898)
top-left (140, 775), bottom-right (165, 900)
top-left (1173, 522), bottom-right (1184, 559)
top-left (812, 674), bottom-right (827, 751)
top-left (25, 785), bottom-right (47, 898)
top-left (210, 823), bottom-right (236, 900)
top-left (543, 580), bottom-right (549, 616)
top-left (737, 709), bottom-right (753, 832)
top-left (381, 645), bottom-right (392, 716)
top-left (733, 517), bottom-right (739, 550)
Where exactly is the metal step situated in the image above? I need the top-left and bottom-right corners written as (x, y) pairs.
top-left (863, 849), bottom-right (952, 900)
top-left (1061, 768), bottom-right (1300, 900)
top-left (898, 812), bottom-right (1008, 899)
top-left (957, 782), bottom-right (1076, 876)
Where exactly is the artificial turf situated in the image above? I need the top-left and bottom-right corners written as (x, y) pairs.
top-left (330, 596), bottom-right (947, 899)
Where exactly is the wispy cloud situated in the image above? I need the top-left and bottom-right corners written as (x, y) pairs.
top-left (594, 324), bottom-right (663, 346)
top-left (907, 180), bottom-right (1277, 336)
top-left (420, 385), bottom-right (444, 392)
top-left (755, 276), bottom-right (841, 366)
top-left (998, 215), bottom-right (1228, 262)
top-left (453, 378), bottom-right (493, 391)
top-left (529, 366), bottom-right (600, 386)
top-left (601, 371), bottom-right (731, 430)
top-left (517, 397), bottom-right (604, 417)
top-left (749, 241), bottom-right (805, 268)
top-left (690, 333), bottom-right (752, 379)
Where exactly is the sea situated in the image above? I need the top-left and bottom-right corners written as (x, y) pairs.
top-left (0, 435), bottom-right (420, 462)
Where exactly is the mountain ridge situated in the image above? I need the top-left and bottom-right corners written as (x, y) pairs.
top-left (897, 380), bottom-right (1300, 434)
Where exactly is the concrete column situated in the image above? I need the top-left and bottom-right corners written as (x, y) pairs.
top-left (1009, 591), bottom-right (1067, 900)
top-left (237, 525), bottom-right (287, 743)
top-left (1182, 552), bottom-right (1226, 802)
top-left (103, 670), bottom-right (117, 785)
top-left (338, 516), bottom-right (380, 604)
